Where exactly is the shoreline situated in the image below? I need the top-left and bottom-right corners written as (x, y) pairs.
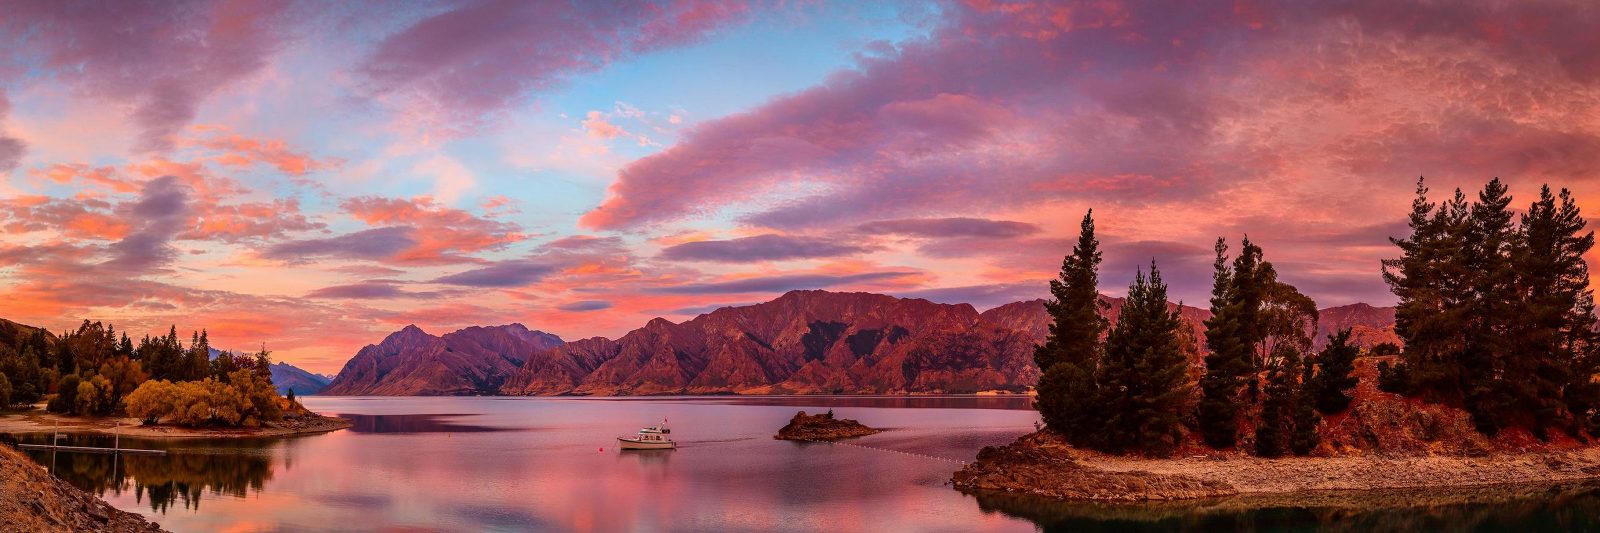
top-left (952, 431), bottom-right (1600, 502)
top-left (0, 409), bottom-right (352, 439)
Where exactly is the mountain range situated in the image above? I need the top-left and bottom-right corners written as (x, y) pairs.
top-left (322, 290), bottom-right (1402, 396)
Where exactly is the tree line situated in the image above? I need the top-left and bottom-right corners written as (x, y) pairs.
top-left (1034, 212), bottom-right (1375, 457)
top-left (0, 320), bottom-right (291, 427)
top-left (1380, 179), bottom-right (1600, 438)
top-left (1034, 178), bottom-right (1600, 456)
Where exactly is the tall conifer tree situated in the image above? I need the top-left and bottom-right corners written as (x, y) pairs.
top-left (1310, 329), bottom-right (1359, 414)
top-left (1033, 211), bottom-right (1109, 442)
top-left (1198, 238), bottom-right (1269, 448)
top-left (1096, 262), bottom-right (1190, 456)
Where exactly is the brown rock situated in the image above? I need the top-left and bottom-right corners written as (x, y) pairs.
top-left (775, 410), bottom-right (881, 441)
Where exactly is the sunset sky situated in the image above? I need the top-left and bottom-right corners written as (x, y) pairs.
top-left (3, 1), bottom-right (1599, 374)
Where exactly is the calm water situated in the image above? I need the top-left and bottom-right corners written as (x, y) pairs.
top-left (12, 396), bottom-right (1600, 532)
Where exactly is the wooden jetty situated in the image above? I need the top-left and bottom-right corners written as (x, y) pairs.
top-left (18, 420), bottom-right (168, 456)
top-left (19, 444), bottom-right (167, 456)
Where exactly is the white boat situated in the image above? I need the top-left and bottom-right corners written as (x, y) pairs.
top-left (617, 421), bottom-right (676, 450)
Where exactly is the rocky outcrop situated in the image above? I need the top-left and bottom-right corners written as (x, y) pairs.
top-left (321, 323), bottom-right (565, 395)
top-left (774, 410), bottom-right (880, 441)
top-left (0, 443), bottom-right (167, 532)
top-left (953, 431), bottom-right (1236, 501)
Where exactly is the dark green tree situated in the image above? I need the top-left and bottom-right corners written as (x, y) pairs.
top-left (47, 374), bottom-right (80, 414)
top-left (211, 350), bottom-right (239, 380)
top-left (1513, 185), bottom-right (1595, 438)
top-left (1310, 329), bottom-right (1360, 414)
top-left (253, 344), bottom-right (273, 380)
top-left (1033, 210), bottom-right (1109, 442)
top-left (1095, 262), bottom-right (1190, 457)
top-left (1382, 180), bottom-right (1471, 398)
top-left (1254, 344), bottom-right (1298, 457)
top-left (1290, 355), bottom-right (1322, 456)
top-left (1197, 238), bottom-right (1262, 448)
top-left (1460, 178), bottom-right (1519, 435)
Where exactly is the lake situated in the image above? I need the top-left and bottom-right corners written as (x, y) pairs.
top-left (13, 396), bottom-right (1600, 532)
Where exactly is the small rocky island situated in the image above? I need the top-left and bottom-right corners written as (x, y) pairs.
top-left (775, 410), bottom-right (880, 441)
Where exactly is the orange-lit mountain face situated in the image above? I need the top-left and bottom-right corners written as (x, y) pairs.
top-left (324, 290), bottom-right (1400, 396)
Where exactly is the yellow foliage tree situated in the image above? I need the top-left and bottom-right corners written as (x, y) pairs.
top-left (126, 380), bottom-right (179, 424)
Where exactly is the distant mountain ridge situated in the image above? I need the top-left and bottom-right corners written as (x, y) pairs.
top-left (320, 323), bottom-right (564, 395)
top-left (271, 362), bottom-right (332, 396)
top-left (324, 290), bottom-right (1400, 396)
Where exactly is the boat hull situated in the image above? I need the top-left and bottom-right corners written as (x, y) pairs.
top-left (617, 437), bottom-right (676, 450)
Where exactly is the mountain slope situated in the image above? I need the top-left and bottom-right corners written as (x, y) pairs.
top-left (320, 323), bottom-right (564, 395)
top-left (577, 291), bottom-right (1027, 395)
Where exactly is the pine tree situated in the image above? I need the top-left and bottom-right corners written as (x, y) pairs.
top-left (1254, 344), bottom-right (1298, 457)
top-left (1096, 262), bottom-right (1190, 456)
top-left (1311, 329), bottom-right (1359, 414)
top-left (1383, 181), bottom-right (1472, 398)
top-left (253, 344), bottom-right (273, 380)
top-left (1291, 356), bottom-right (1322, 456)
top-left (1563, 292), bottom-right (1600, 436)
top-left (1033, 211), bottom-right (1109, 442)
top-left (1513, 186), bottom-right (1594, 438)
top-left (1461, 178), bottom-right (1519, 435)
top-left (1197, 237), bottom-right (1270, 448)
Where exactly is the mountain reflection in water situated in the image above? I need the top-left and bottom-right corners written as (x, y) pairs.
top-left (337, 413), bottom-right (504, 433)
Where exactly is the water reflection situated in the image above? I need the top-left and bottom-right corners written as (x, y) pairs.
top-left (337, 413), bottom-right (505, 433)
top-left (13, 433), bottom-right (275, 514)
top-left (612, 394), bottom-right (1036, 411)
top-left (968, 482), bottom-right (1600, 532)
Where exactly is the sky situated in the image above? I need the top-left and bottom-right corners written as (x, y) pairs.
top-left (2, 0), bottom-right (1599, 374)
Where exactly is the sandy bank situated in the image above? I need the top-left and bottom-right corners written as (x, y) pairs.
top-left (0, 409), bottom-right (351, 439)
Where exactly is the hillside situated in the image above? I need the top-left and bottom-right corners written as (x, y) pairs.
top-left (0, 317), bottom-right (54, 350)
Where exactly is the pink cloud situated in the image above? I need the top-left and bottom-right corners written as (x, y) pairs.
top-left (1, 1), bottom-right (297, 153)
top-left (192, 132), bottom-right (332, 176)
top-left (581, 0), bottom-right (1600, 236)
top-left (340, 196), bottom-right (526, 263)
